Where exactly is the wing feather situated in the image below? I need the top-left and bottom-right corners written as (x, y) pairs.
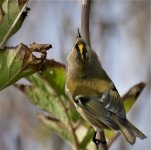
top-left (99, 90), bottom-right (126, 118)
top-left (75, 96), bottom-right (119, 129)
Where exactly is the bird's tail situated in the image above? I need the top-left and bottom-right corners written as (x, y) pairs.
top-left (118, 120), bottom-right (147, 145)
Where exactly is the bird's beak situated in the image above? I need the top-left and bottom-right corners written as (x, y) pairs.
top-left (77, 28), bottom-right (81, 38)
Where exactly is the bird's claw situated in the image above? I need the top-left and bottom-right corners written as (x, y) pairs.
top-left (93, 131), bottom-right (107, 146)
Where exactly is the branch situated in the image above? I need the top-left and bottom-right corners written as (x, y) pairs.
top-left (81, 0), bottom-right (91, 47)
top-left (81, 0), bottom-right (108, 150)
top-left (95, 129), bottom-right (108, 150)
top-left (55, 93), bottom-right (80, 150)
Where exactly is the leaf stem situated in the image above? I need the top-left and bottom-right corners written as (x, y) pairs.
top-left (58, 96), bottom-right (79, 150)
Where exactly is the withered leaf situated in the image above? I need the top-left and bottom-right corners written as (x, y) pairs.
top-left (0, 43), bottom-right (51, 91)
top-left (30, 42), bottom-right (52, 52)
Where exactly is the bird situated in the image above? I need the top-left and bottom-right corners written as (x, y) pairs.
top-left (65, 31), bottom-right (147, 145)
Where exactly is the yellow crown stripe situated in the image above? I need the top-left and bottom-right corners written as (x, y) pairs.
top-left (78, 43), bottom-right (84, 60)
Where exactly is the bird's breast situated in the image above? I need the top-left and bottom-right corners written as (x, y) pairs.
top-left (66, 78), bottom-right (110, 98)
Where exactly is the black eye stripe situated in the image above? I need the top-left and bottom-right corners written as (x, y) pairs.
top-left (75, 44), bottom-right (79, 50)
top-left (75, 96), bottom-right (90, 106)
top-left (76, 44), bottom-right (81, 59)
top-left (82, 47), bottom-right (87, 60)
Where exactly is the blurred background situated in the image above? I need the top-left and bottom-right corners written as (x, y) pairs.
top-left (0, 0), bottom-right (150, 150)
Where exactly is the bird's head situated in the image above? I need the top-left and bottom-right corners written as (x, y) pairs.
top-left (66, 30), bottom-right (102, 78)
top-left (67, 37), bottom-right (101, 67)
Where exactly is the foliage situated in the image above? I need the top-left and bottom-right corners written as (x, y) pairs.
top-left (0, 43), bottom-right (51, 90)
top-left (0, 0), bottom-right (30, 48)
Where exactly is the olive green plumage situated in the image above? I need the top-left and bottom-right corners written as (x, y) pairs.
top-left (65, 37), bottom-right (147, 144)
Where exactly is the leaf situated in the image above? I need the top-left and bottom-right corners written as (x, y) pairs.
top-left (69, 107), bottom-right (82, 123)
top-left (27, 74), bottom-right (69, 123)
top-left (40, 60), bottom-right (66, 96)
top-left (16, 73), bottom-right (74, 143)
top-left (15, 60), bottom-right (83, 146)
top-left (40, 60), bottom-right (83, 124)
top-left (0, 0), bottom-right (29, 48)
top-left (0, 43), bottom-right (51, 91)
top-left (80, 127), bottom-right (94, 149)
top-left (37, 113), bottom-right (73, 143)
top-left (122, 82), bottom-right (145, 112)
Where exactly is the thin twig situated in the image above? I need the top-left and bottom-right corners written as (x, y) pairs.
top-left (43, 87), bottom-right (79, 150)
top-left (81, 0), bottom-right (108, 150)
top-left (81, 0), bottom-right (91, 47)
top-left (96, 129), bottom-right (108, 150)
top-left (58, 96), bottom-right (79, 150)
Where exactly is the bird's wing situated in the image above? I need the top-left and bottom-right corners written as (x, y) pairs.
top-left (74, 87), bottom-right (126, 129)
top-left (98, 88), bottom-right (126, 118)
top-left (74, 95), bottom-right (118, 129)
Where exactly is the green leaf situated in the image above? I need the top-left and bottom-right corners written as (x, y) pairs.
top-left (122, 82), bottom-right (145, 112)
top-left (21, 73), bottom-right (73, 143)
top-left (40, 60), bottom-right (66, 96)
top-left (16, 60), bottom-right (82, 145)
top-left (0, 0), bottom-right (28, 48)
top-left (123, 97), bottom-right (135, 112)
top-left (40, 60), bottom-right (82, 123)
top-left (0, 43), bottom-right (50, 91)
top-left (37, 113), bottom-right (73, 143)
top-left (69, 108), bottom-right (82, 123)
top-left (27, 74), bottom-right (69, 123)
top-left (80, 127), bottom-right (94, 149)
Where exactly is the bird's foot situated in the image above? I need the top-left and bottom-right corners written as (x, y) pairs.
top-left (93, 131), bottom-right (107, 146)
